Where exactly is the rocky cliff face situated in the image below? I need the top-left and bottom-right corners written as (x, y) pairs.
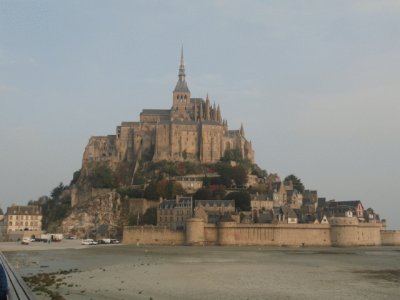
top-left (62, 189), bottom-right (125, 238)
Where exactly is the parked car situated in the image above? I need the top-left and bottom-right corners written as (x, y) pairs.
top-left (110, 239), bottom-right (120, 244)
top-left (81, 239), bottom-right (98, 245)
top-left (21, 237), bottom-right (30, 245)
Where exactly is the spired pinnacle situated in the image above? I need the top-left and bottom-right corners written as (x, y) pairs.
top-left (174, 46), bottom-right (190, 93)
top-left (180, 45), bottom-right (184, 66)
top-left (178, 45), bottom-right (186, 82)
top-left (240, 123), bottom-right (245, 137)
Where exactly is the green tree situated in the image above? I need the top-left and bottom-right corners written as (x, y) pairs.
top-left (128, 212), bottom-right (140, 226)
top-left (225, 191), bottom-right (251, 211)
top-left (251, 164), bottom-right (268, 178)
top-left (222, 149), bottom-right (243, 162)
top-left (144, 181), bottom-right (159, 200)
top-left (117, 187), bottom-right (144, 198)
top-left (203, 175), bottom-right (211, 187)
top-left (70, 169), bottom-right (81, 185)
top-left (213, 162), bottom-right (233, 187)
top-left (193, 188), bottom-right (213, 200)
top-left (89, 165), bottom-right (116, 188)
top-left (284, 174), bottom-right (305, 193)
top-left (51, 182), bottom-right (65, 199)
top-left (212, 189), bottom-right (226, 200)
top-left (41, 184), bottom-right (71, 231)
top-left (142, 208), bottom-right (157, 225)
top-left (166, 181), bottom-right (185, 199)
top-left (231, 165), bottom-right (248, 187)
top-left (128, 208), bottom-right (157, 226)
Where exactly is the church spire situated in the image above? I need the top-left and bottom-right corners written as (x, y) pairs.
top-left (240, 123), bottom-right (245, 137)
top-left (173, 46), bottom-right (190, 93)
top-left (178, 45), bottom-right (185, 82)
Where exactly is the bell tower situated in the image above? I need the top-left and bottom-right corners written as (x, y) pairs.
top-left (172, 47), bottom-right (191, 113)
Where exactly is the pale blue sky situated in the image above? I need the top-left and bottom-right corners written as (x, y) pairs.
top-left (0, 1), bottom-right (399, 228)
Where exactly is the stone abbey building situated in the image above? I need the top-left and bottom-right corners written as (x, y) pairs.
top-left (83, 50), bottom-right (255, 168)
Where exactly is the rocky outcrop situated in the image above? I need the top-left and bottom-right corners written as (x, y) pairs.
top-left (62, 189), bottom-right (124, 238)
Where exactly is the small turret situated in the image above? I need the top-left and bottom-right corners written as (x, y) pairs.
top-left (217, 105), bottom-right (221, 123)
top-left (240, 123), bottom-right (245, 137)
top-left (199, 102), bottom-right (204, 121)
top-left (205, 94), bottom-right (210, 120)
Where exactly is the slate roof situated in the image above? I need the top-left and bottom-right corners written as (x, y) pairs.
top-left (174, 80), bottom-right (190, 93)
top-left (202, 120), bottom-right (221, 125)
top-left (288, 209), bottom-right (298, 219)
top-left (258, 211), bottom-right (273, 223)
top-left (190, 98), bottom-right (205, 103)
top-left (228, 130), bottom-right (240, 136)
top-left (6, 205), bottom-right (41, 215)
top-left (141, 109), bottom-right (171, 115)
top-left (195, 200), bottom-right (235, 207)
top-left (219, 213), bottom-right (235, 223)
top-left (326, 200), bottom-right (362, 209)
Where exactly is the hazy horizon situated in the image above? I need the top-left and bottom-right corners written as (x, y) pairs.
top-left (1, 1), bottom-right (399, 229)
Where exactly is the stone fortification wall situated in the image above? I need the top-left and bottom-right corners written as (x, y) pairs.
top-left (215, 222), bottom-right (331, 246)
top-left (204, 224), bottom-right (218, 245)
top-left (381, 230), bottom-right (400, 246)
top-left (186, 218), bottom-right (205, 245)
top-left (329, 217), bottom-right (382, 246)
top-left (123, 219), bottom-right (386, 247)
top-left (123, 226), bottom-right (184, 245)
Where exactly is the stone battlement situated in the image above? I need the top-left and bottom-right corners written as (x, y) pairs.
top-left (123, 219), bottom-right (389, 247)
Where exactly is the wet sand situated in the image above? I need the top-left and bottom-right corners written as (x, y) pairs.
top-left (2, 242), bottom-right (400, 300)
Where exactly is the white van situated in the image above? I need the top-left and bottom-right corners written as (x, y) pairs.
top-left (81, 239), bottom-right (98, 245)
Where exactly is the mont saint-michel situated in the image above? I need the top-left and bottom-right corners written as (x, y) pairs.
top-left (1, 50), bottom-right (399, 251)
top-left (82, 49), bottom-right (254, 171)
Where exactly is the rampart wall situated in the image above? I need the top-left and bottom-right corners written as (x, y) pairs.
top-left (381, 230), bottom-right (400, 246)
top-left (123, 217), bottom-right (389, 247)
top-left (123, 226), bottom-right (184, 245)
top-left (213, 222), bottom-right (331, 246)
top-left (329, 217), bottom-right (382, 246)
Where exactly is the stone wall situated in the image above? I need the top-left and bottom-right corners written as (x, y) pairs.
top-left (215, 222), bottom-right (331, 246)
top-left (123, 219), bottom-right (387, 247)
top-left (123, 226), bottom-right (185, 245)
top-left (381, 230), bottom-right (400, 246)
top-left (329, 217), bottom-right (382, 246)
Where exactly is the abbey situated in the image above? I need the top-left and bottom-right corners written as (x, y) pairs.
top-left (83, 50), bottom-right (255, 168)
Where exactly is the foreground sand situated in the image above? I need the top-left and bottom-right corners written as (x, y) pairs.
top-left (2, 242), bottom-right (400, 300)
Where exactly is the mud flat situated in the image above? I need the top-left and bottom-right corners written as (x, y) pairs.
top-left (2, 244), bottom-right (400, 300)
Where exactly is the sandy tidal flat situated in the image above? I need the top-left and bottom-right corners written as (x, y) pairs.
top-left (2, 243), bottom-right (400, 300)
